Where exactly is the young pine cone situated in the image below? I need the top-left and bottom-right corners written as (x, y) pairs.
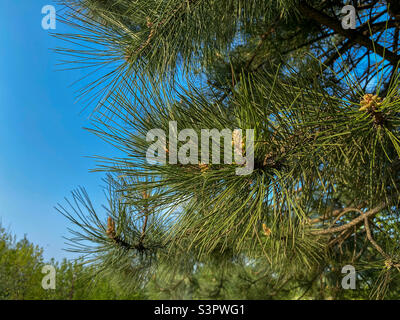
top-left (359, 94), bottom-right (382, 112)
top-left (262, 223), bottom-right (271, 237)
top-left (198, 162), bottom-right (209, 172)
top-left (106, 217), bottom-right (116, 239)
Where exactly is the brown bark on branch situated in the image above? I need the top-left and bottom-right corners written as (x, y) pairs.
top-left (311, 202), bottom-right (388, 235)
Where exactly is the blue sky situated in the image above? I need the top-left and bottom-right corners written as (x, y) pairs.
top-left (0, 0), bottom-right (117, 261)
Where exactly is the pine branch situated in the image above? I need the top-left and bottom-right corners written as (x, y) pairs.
top-left (298, 3), bottom-right (400, 66)
top-left (106, 216), bottom-right (140, 251)
top-left (363, 212), bottom-right (390, 260)
top-left (311, 202), bottom-right (389, 235)
top-left (309, 202), bottom-right (366, 225)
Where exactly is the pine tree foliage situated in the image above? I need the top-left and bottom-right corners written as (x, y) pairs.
top-left (55, 0), bottom-right (400, 298)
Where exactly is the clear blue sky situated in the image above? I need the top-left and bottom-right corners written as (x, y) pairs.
top-left (0, 0), bottom-right (117, 261)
